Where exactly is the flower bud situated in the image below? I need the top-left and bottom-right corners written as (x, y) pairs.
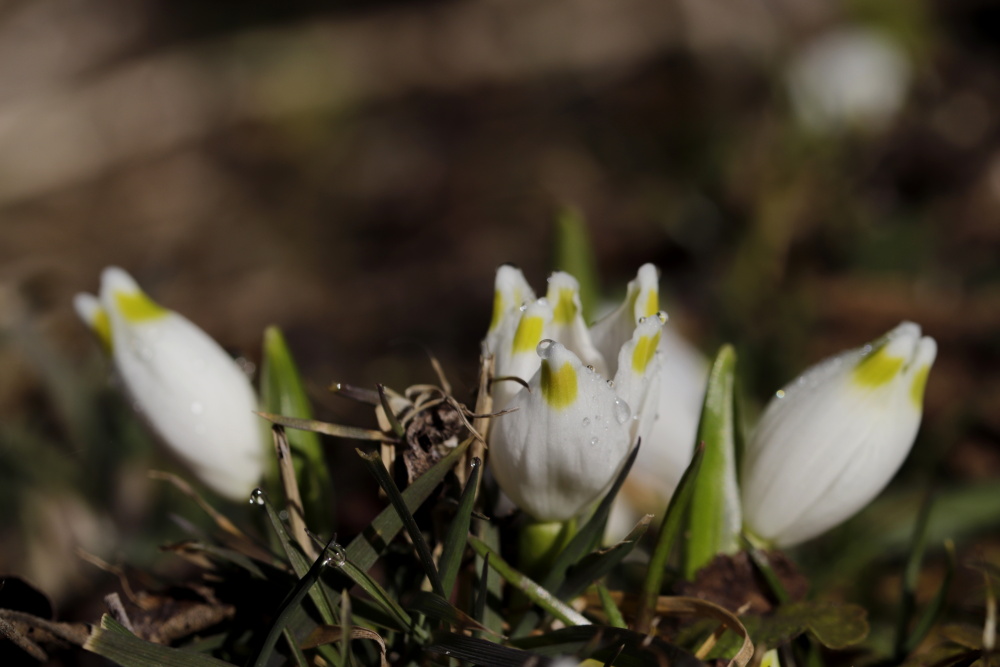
top-left (75, 267), bottom-right (264, 501)
top-left (489, 340), bottom-right (633, 521)
top-left (740, 322), bottom-right (936, 547)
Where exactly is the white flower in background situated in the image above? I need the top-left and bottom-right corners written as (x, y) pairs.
top-left (75, 267), bottom-right (264, 501)
top-left (741, 322), bottom-right (936, 547)
top-left (485, 265), bottom-right (666, 521)
top-left (787, 27), bottom-right (911, 133)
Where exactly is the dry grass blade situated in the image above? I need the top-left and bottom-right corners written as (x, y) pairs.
top-left (148, 471), bottom-right (274, 563)
top-left (605, 593), bottom-right (753, 667)
top-left (302, 626), bottom-right (389, 667)
top-left (470, 354), bottom-right (494, 467)
top-left (273, 425), bottom-right (318, 561)
top-left (0, 609), bottom-right (91, 651)
top-left (257, 412), bottom-right (395, 442)
top-left (0, 615), bottom-right (48, 661)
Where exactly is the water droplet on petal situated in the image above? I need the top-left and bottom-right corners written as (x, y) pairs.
top-left (536, 339), bottom-right (556, 358)
top-left (582, 417), bottom-right (591, 427)
top-left (590, 437), bottom-right (599, 446)
top-left (586, 365), bottom-right (595, 372)
top-left (613, 398), bottom-right (631, 425)
top-left (606, 380), bottom-right (615, 389)
top-left (775, 389), bottom-right (786, 399)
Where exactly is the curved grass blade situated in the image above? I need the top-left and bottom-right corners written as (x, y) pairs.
top-left (85, 615), bottom-right (235, 667)
top-left (685, 345), bottom-right (741, 578)
top-left (376, 384), bottom-right (406, 438)
top-left (407, 591), bottom-right (497, 637)
top-left (427, 632), bottom-right (555, 667)
top-left (281, 627), bottom-right (308, 667)
top-left (637, 442), bottom-right (705, 632)
top-left (596, 583), bottom-right (627, 629)
top-left (903, 539), bottom-right (955, 655)
top-left (557, 515), bottom-right (651, 601)
top-left (511, 444), bottom-right (640, 636)
top-left (338, 558), bottom-right (420, 639)
top-left (261, 326), bottom-right (334, 534)
top-left (468, 534), bottom-right (590, 627)
top-left (511, 625), bottom-right (707, 667)
top-left (894, 491), bottom-right (937, 658)
top-left (357, 448), bottom-right (445, 597)
top-left (439, 456), bottom-right (482, 599)
top-left (346, 437), bottom-right (471, 571)
top-left (252, 489), bottom-right (337, 624)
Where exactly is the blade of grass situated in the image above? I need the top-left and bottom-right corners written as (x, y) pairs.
top-left (261, 326), bottom-right (334, 534)
top-left (257, 412), bottom-right (392, 442)
top-left (637, 442), bottom-right (705, 633)
top-left (468, 534), bottom-right (590, 627)
top-left (407, 592), bottom-right (498, 637)
top-left (894, 489), bottom-right (936, 658)
top-left (439, 456), bottom-right (482, 599)
top-left (340, 589), bottom-right (353, 667)
top-left (84, 615), bottom-right (235, 667)
top-left (557, 515), bottom-right (652, 601)
top-left (252, 488), bottom-right (337, 624)
top-left (376, 384), bottom-right (406, 438)
top-left (904, 540), bottom-right (955, 655)
top-left (596, 582), bottom-right (627, 629)
top-left (346, 437), bottom-right (471, 571)
top-left (252, 537), bottom-right (341, 667)
top-left (685, 345), bottom-right (741, 578)
top-left (281, 627), bottom-right (308, 667)
top-left (357, 448), bottom-right (446, 597)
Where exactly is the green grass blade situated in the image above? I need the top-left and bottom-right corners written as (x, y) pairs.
top-left (251, 489), bottom-right (338, 624)
top-left (439, 456), bottom-right (482, 599)
top-left (281, 627), bottom-right (309, 667)
top-left (338, 559), bottom-right (420, 639)
top-left (357, 448), bottom-right (446, 597)
top-left (468, 534), bottom-right (590, 627)
top-left (252, 537), bottom-right (342, 667)
top-left (553, 206), bottom-right (600, 320)
top-left (345, 437), bottom-right (471, 571)
top-left (556, 515), bottom-right (651, 601)
top-left (904, 540), bottom-right (956, 655)
top-left (894, 490), bottom-right (936, 658)
top-left (685, 344), bottom-right (741, 578)
top-left (84, 615), bottom-right (236, 667)
top-left (637, 442), bottom-right (705, 632)
top-left (595, 583), bottom-right (627, 629)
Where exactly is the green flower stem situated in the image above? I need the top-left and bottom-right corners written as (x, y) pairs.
top-left (518, 519), bottom-right (576, 579)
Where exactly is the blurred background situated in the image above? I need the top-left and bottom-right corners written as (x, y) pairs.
top-left (0, 0), bottom-right (998, 652)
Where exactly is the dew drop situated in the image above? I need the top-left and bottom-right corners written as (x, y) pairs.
top-left (249, 488), bottom-right (266, 505)
top-left (586, 365), bottom-right (595, 373)
top-left (519, 303), bottom-right (528, 312)
top-left (613, 398), bottom-right (631, 425)
top-left (606, 380), bottom-right (615, 389)
top-left (321, 545), bottom-right (347, 568)
top-left (582, 417), bottom-right (591, 427)
top-left (279, 510), bottom-right (289, 521)
top-left (775, 389), bottom-right (786, 399)
top-left (590, 437), bottom-right (599, 446)
top-left (470, 457), bottom-right (482, 470)
top-left (536, 339), bottom-right (556, 358)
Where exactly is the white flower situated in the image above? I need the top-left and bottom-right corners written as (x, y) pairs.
top-left (740, 322), bottom-right (936, 547)
top-left (787, 27), bottom-right (910, 133)
top-left (75, 267), bottom-right (264, 501)
top-left (485, 265), bottom-right (666, 521)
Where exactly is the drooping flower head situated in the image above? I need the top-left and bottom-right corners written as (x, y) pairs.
top-left (484, 264), bottom-right (667, 521)
top-left (740, 321), bottom-right (936, 547)
top-left (75, 267), bottom-right (264, 501)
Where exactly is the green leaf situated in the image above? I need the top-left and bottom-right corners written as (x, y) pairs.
top-left (556, 515), bottom-right (651, 601)
top-left (595, 582), bottom-right (627, 629)
top-left (357, 448), bottom-right (445, 597)
top-left (685, 344), bottom-right (741, 578)
top-left (553, 206), bottom-right (599, 321)
top-left (345, 437), bottom-right (471, 571)
top-left (406, 592), bottom-right (495, 636)
top-left (261, 326), bottom-right (334, 533)
top-left (637, 442), bottom-right (705, 632)
top-left (439, 456), bottom-right (482, 599)
top-left (84, 615), bottom-right (235, 667)
top-left (754, 602), bottom-right (870, 650)
top-left (474, 520), bottom-right (504, 637)
top-left (467, 534), bottom-right (590, 627)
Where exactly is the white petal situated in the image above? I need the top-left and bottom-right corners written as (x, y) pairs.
top-left (589, 264), bottom-right (659, 376)
top-left (489, 340), bottom-right (632, 521)
top-left (741, 322), bottom-right (936, 546)
top-left (484, 264), bottom-right (535, 356)
top-left (612, 312), bottom-right (666, 445)
top-left (491, 299), bottom-right (552, 410)
top-left (546, 271), bottom-right (606, 374)
top-left (99, 267), bottom-right (264, 501)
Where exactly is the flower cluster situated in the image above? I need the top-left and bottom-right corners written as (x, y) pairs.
top-left (75, 268), bottom-right (264, 501)
top-left (484, 264), bottom-right (667, 521)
